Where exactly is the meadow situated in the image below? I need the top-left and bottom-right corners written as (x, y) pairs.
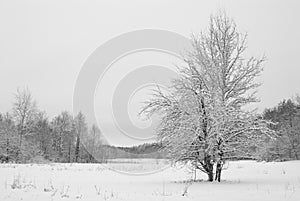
top-left (0, 159), bottom-right (300, 201)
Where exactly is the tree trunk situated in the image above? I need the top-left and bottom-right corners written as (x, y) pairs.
top-left (17, 130), bottom-right (23, 163)
top-left (291, 142), bottom-right (299, 160)
top-left (68, 141), bottom-right (71, 163)
top-left (204, 155), bottom-right (214, 182)
top-left (215, 140), bottom-right (224, 182)
top-left (6, 138), bottom-right (10, 162)
top-left (215, 162), bottom-right (222, 182)
top-left (293, 148), bottom-right (299, 160)
top-left (207, 169), bottom-right (214, 182)
top-left (217, 169), bottom-right (222, 182)
top-left (75, 135), bottom-right (80, 162)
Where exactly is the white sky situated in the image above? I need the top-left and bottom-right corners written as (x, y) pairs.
top-left (1, 0), bottom-right (300, 146)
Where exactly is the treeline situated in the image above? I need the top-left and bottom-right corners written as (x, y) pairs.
top-left (0, 88), bottom-right (102, 163)
top-left (115, 142), bottom-right (165, 158)
top-left (261, 97), bottom-right (300, 161)
top-left (1, 88), bottom-right (300, 163)
top-left (97, 143), bottom-right (165, 160)
top-left (0, 88), bottom-right (164, 163)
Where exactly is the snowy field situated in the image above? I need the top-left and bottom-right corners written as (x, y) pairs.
top-left (0, 160), bottom-right (300, 201)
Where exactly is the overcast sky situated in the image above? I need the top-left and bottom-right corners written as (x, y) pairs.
top-left (1, 0), bottom-right (300, 146)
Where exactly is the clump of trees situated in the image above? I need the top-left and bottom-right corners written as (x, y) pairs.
top-left (141, 13), bottom-right (275, 182)
top-left (261, 98), bottom-right (300, 161)
top-left (0, 88), bottom-right (105, 163)
top-left (0, 89), bottom-right (165, 163)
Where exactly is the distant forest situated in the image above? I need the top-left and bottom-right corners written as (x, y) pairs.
top-left (0, 88), bottom-right (166, 163)
top-left (0, 88), bottom-right (299, 163)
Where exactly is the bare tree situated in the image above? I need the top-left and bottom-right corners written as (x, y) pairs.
top-left (262, 99), bottom-right (300, 161)
top-left (12, 88), bottom-right (37, 162)
top-left (51, 111), bottom-right (74, 161)
top-left (33, 112), bottom-right (51, 158)
top-left (74, 112), bottom-right (87, 162)
top-left (0, 113), bottom-right (18, 162)
top-left (83, 124), bottom-right (103, 162)
top-left (141, 13), bottom-right (274, 182)
top-left (185, 12), bottom-right (273, 181)
top-left (187, 12), bottom-right (264, 108)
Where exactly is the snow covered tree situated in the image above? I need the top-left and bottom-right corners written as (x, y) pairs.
top-left (186, 12), bottom-right (264, 108)
top-left (51, 111), bottom-right (74, 162)
top-left (262, 99), bottom-right (300, 161)
top-left (0, 113), bottom-right (18, 162)
top-left (32, 112), bottom-right (52, 159)
top-left (83, 124), bottom-right (104, 163)
top-left (12, 88), bottom-right (38, 162)
top-left (141, 13), bottom-right (275, 182)
top-left (74, 112), bottom-right (87, 162)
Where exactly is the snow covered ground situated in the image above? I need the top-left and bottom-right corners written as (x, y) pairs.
top-left (0, 159), bottom-right (300, 201)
